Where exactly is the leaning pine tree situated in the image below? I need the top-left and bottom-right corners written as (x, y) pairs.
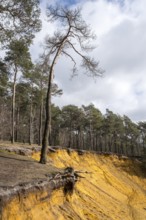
top-left (40, 5), bottom-right (103, 164)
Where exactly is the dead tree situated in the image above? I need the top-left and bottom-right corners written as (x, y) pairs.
top-left (40, 6), bottom-right (103, 164)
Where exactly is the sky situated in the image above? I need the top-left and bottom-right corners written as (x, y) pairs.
top-left (30, 0), bottom-right (146, 122)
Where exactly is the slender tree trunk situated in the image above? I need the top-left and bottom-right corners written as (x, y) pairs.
top-left (40, 75), bottom-right (52, 163)
top-left (68, 123), bottom-right (72, 148)
top-left (104, 135), bottom-right (107, 152)
top-left (15, 107), bottom-right (20, 142)
top-left (130, 139), bottom-right (133, 156)
top-left (89, 121), bottom-right (92, 150)
top-left (95, 133), bottom-right (98, 151)
top-left (49, 104), bottom-right (52, 146)
top-left (0, 101), bottom-right (3, 140)
top-left (40, 27), bottom-right (71, 164)
top-left (40, 59), bottom-right (54, 163)
top-left (113, 133), bottom-right (117, 154)
top-left (29, 98), bottom-right (33, 145)
top-left (100, 135), bottom-right (103, 152)
top-left (38, 97), bottom-right (43, 146)
top-left (11, 65), bottom-right (17, 144)
top-left (82, 133), bottom-right (85, 150)
top-left (124, 136), bottom-right (128, 156)
top-left (77, 128), bottom-right (81, 149)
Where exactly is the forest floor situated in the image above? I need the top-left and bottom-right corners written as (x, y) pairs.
top-left (0, 151), bottom-right (58, 188)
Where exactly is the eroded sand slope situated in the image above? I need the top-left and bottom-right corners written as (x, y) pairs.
top-left (2, 149), bottom-right (146, 220)
top-left (45, 150), bottom-right (146, 220)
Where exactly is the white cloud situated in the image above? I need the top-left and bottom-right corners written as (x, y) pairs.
top-left (31, 0), bottom-right (146, 121)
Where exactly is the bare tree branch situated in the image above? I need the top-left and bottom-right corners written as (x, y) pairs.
top-left (66, 40), bottom-right (103, 76)
top-left (62, 50), bottom-right (77, 69)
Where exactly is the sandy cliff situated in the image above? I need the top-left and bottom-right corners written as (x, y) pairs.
top-left (1, 147), bottom-right (146, 220)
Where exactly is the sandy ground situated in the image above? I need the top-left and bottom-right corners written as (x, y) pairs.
top-left (0, 151), bottom-right (58, 188)
top-left (1, 143), bottom-right (146, 220)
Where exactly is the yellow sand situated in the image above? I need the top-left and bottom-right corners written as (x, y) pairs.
top-left (2, 150), bottom-right (146, 220)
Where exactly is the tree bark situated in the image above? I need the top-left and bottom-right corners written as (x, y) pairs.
top-left (11, 65), bottom-right (17, 144)
top-left (29, 93), bottom-right (34, 145)
top-left (38, 97), bottom-right (43, 146)
top-left (40, 69), bottom-right (52, 163)
top-left (15, 107), bottom-right (20, 142)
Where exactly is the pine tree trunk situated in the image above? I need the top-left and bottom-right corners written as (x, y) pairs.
top-left (40, 28), bottom-right (71, 164)
top-left (29, 100), bottom-right (33, 145)
top-left (40, 85), bottom-right (51, 163)
top-left (49, 105), bottom-right (52, 146)
top-left (15, 107), bottom-right (20, 142)
top-left (11, 65), bottom-right (17, 144)
top-left (89, 121), bottom-right (92, 150)
top-left (38, 98), bottom-right (43, 146)
top-left (40, 66), bottom-right (53, 164)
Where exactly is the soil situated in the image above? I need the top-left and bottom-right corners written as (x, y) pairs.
top-left (0, 150), bottom-right (59, 189)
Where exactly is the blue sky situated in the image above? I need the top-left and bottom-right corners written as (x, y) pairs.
top-left (31, 0), bottom-right (146, 121)
top-left (62, 0), bottom-right (78, 5)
